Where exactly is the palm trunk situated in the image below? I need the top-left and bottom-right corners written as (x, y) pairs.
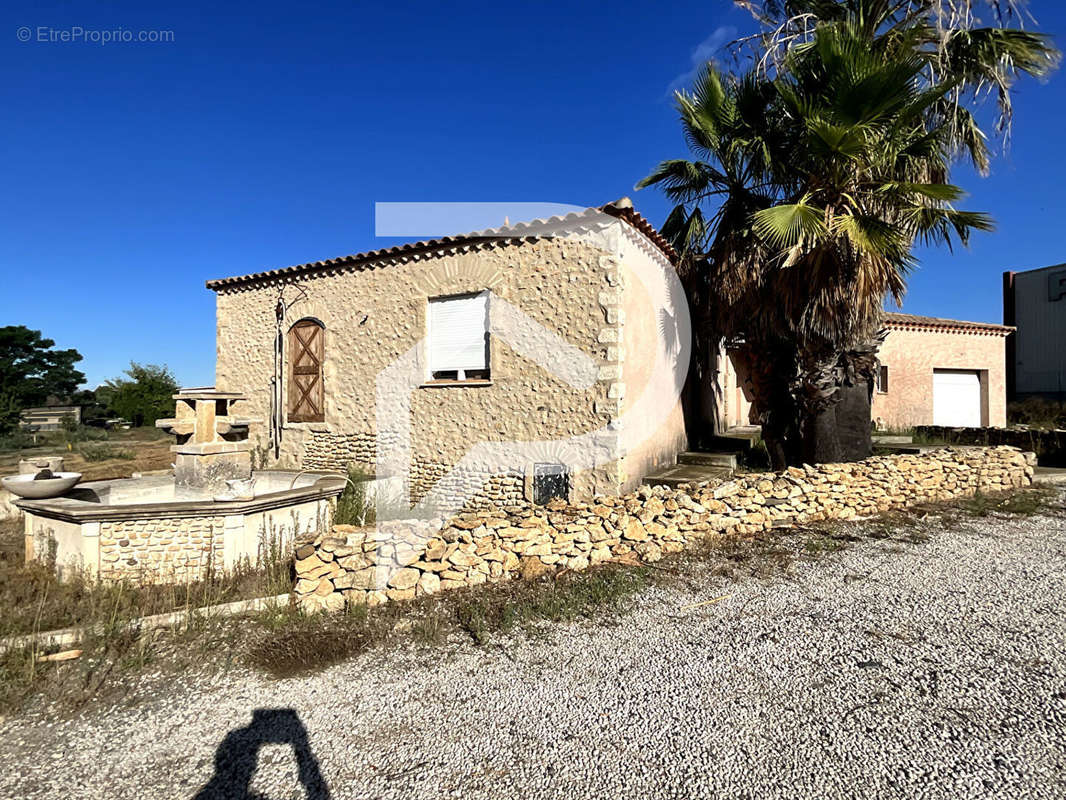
top-left (795, 347), bottom-right (877, 465)
top-left (832, 380), bottom-right (873, 461)
top-left (801, 405), bottom-right (842, 464)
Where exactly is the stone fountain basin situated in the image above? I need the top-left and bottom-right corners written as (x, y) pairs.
top-left (14, 470), bottom-right (347, 581)
top-left (2, 472), bottom-right (82, 499)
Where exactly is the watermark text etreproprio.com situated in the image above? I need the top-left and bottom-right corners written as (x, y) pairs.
top-left (16, 26), bottom-right (175, 44)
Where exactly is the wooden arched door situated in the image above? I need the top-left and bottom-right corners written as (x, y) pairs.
top-left (288, 319), bottom-right (325, 423)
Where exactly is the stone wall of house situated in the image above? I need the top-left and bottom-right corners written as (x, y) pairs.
top-left (408, 468), bottom-right (525, 511)
top-left (99, 515), bottom-right (225, 582)
top-left (214, 233), bottom-right (629, 508)
top-left (616, 224), bottom-right (688, 490)
top-left (213, 218), bottom-right (688, 509)
top-left (294, 446), bottom-right (1035, 612)
top-left (302, 431), bottom-right (377, 471)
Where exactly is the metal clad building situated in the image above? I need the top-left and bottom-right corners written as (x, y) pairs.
top-left (1003, 264), bottom-right (1066, 399)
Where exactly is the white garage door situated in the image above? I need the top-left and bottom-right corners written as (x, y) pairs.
top-left (932, 370), bottom-right (982, 427)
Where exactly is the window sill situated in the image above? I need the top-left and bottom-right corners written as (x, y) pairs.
top-left (419, 380), bottom-right (493, 388)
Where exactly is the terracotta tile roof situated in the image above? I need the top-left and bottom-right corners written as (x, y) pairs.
top-left (884, 312), bottom-right (1013, 336)
top-left (205, 199), bottom-right (677, 291)
top-left (599, 199), bottom-right (678, 263)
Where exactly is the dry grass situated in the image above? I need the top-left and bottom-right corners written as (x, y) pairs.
top-left (687, 532), bottom-right (799, 581)
top-left (0, 427), bottom-right (173, 482)
top-left (243, 564), bottom-right (650, 678)
top-left (892, 487), bottom-right (1064, 531)
top-left (0, 515), bottom-right (294, 714)
top-left (451, 565), bottom-right (648, 646)
top-left (242, 604), bottom-right (380, 679)
top-left (0, 561), bottom-right (292, 638)
top-left (957, 487), bottom-right (1059, 517)
top-left (0, 564), bottom-right (651, 710)
top-left (0, 518), bottom-right (21, 572)
top-left (1, 485), bottom-right (1060, 716)
top-left (0, 611), bottom-right (257, 715)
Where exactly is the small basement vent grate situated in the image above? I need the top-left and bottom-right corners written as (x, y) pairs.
top-left (533, 463), bottom-right (570, 505)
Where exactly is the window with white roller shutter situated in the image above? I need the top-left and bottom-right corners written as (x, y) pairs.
top-left (427, 292), bottom-right (490, 382)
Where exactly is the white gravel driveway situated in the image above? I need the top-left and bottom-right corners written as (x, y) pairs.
top-left (3, 501), bottom-right (1065, 800)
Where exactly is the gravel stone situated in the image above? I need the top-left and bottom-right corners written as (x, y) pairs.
top-left (2, 500), bottom-right (1064, 799)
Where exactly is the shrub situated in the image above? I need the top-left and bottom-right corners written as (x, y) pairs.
top-left (72, 425), bottom-right (108, 442)
top-left (0, 430), bottom-right (37, 452)
top-left (334, 465), bottom-right (375, 527)
top-left (55, 424), bottom-right (108, 446)
top-left (1008, 397), bottom-right (1066, 430)
top-left (78, 443), bottom-right (135, 461)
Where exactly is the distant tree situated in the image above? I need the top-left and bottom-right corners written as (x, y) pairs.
top-left (0, 393), bottom-right (20, 437)
top-left (101, 363), bottom-right (179, 427)
top-left (0, 326), bottom-right (85, 434)
top-left (0, 326), bottom-right (85, 406)
top-left (71, 388), bottom-right (108, 425)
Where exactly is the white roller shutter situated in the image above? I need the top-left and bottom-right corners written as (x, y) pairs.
top-left (932, 370), bottom-right (981, 427)
top-left (428, 293), bottom-right (489, 375)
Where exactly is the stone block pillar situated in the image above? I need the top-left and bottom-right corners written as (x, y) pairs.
top-left (157, 390), bottom-right (260, 493)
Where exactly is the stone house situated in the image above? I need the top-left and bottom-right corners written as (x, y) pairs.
top-left (718, 312), bottom-right (1011, 432)
top-left (207, 201), bottom-right (689, 509)
top-left (207, 201), bottom-right (1013, 512)
top-left (871, 313), bottom-right (1011, 430)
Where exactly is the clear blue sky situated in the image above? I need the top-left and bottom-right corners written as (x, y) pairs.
top-left (2, 1), bottom-right (1063, 389)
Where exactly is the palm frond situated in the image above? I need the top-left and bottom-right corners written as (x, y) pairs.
top-left (660, 204), bottom-right (711, 257)
top-left (751, 198), bottom-right (828, 249)
top-left (636, 159), bottom-right (728, 202)
top-left (875, 181), bottom-right (964, 202)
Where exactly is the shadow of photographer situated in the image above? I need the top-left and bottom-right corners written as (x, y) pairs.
top-left (193, 708), bottom-right (330, 799)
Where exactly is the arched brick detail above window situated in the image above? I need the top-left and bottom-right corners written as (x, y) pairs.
top-left (414, 252), bottom-right (507, 298)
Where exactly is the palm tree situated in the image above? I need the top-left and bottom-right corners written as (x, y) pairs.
top-left (640, 0), bottom-right (1057, 466)
top-left (735, 0), bottom-right (1058, 167)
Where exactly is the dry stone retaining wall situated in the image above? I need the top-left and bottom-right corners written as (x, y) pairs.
top-left (914, 426), bottom-right (1066, 466)
top-left (294, 446), bottom-right (1035, 612)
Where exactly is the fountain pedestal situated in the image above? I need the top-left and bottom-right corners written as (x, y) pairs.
top-left (156, 390), bottom-right (261, 492)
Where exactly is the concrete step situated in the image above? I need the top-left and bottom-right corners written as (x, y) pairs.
top-left (872, 434), bottom-right (914, 445)
top-left (677, 451), bottom-right (738, 469)
top-left (642, 463), bottom-right (733, 489)
top-left (706, 427), bottom-right (761, 452)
